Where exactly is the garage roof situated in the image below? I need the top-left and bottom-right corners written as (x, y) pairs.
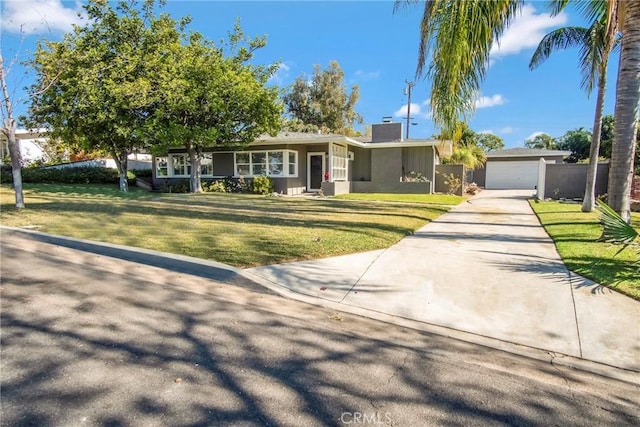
top-left (486, 148), bottom-right (571, 159)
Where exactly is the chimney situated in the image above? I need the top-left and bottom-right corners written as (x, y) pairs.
top-left (371, 121), bottom-right (403, 143)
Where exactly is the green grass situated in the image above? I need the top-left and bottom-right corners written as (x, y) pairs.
top-left (0, 184), bottom-right (459, 268)
top-left (334, 192), bottom-right (465, 205)
top-left (529, 200), bottom-right (640, 300)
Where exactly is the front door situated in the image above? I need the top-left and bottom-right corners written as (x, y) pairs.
top-left (308, 152), bottom-right (325, 191)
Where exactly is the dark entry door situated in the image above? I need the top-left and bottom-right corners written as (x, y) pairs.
top-left (309, 154), bottom-right (323, 190)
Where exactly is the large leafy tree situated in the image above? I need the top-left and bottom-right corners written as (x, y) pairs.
top-left (525, 133), bottom-right (557, 150)
top-left (530, 0), bottom-right (619, 212)
top-left (283, 60), bottom-right (363, 136)
top-left (26, 0), bottom-right (176, 192)
top-left (556, 127), bottom-right (592, 162)
top-left (476, 133), bottom-right (505, 151)
top-left (599, 114), bottom-right (639, 169)
top-left (152, 23), bottom-right (282, 193)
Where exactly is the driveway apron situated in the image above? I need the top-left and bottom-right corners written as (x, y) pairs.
top-left (246, 190), bottom-right (640, 371)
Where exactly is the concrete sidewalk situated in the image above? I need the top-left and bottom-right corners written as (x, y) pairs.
top-left (245, 190), bottom-right (640, 374)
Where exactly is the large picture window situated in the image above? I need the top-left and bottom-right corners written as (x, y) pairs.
top-left (234, 150), bottom-right (298, 177)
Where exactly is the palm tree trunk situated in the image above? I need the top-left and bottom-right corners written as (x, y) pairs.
top-left (582, 67), bottom-right (608, 212)
top-left (607, 1), bottom-right (640, 222)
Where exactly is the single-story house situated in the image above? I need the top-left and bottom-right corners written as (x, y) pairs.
top-left (472, 148), bottom-right (571, 189)
top-left (152, 121), bottom-right (453, 195)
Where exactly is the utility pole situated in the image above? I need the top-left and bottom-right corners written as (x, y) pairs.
top-left (404, 80), bottom-right (415, 139)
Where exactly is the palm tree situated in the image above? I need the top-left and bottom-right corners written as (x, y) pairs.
top-left (396, 0), bottom-right (637, 220)
top-left (608, 1), bottom-right (640, 222)
top-left (393, 0), bottom-right (524, 134)
top-left (529, 1), bottom-right (619, 212)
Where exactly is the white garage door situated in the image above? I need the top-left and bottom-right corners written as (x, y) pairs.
top-left (485, 160), bottom-right (540, 189)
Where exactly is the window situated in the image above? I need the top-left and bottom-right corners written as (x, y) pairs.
top-left (331, 143), bottom-right (348, 181)
top-left (288, 151), bottom-right (297, 176)
top-left (251, 152), bottom-right (267, 175)
top-left (234, 150), bottom-right (298, 177)
top-left (156, 157), bottom-right (168, 177)
top-left (171, 154), bottom-right (190, 177)
top-left (269, 151), bottom-right (283, 176)
top-left (201, 153), bottom-right (213, 176)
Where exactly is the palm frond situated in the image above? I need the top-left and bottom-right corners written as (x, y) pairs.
top-left (529, 26), bottom-right (587, 70)
top-left (595, 199), bottom-right (639, 250)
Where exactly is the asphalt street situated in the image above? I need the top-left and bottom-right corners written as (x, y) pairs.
top-left (1, 232), bottom-right (639, 426)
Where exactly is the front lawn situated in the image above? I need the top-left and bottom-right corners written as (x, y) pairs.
top-left (530, 200), bottom-right (640, 300)
top-left (0, 184), bottom-right (460, 268)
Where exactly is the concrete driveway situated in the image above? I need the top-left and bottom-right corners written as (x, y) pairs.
top-left (245, 190), bottom-right (640, 373)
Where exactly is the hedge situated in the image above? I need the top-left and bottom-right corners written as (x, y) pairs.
top-left (0, 166), bottom-right (143, 185)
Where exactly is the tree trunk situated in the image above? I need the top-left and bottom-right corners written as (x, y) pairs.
top-left (6, 123), bottom-right (25, 208)
top-left (607, 1), bottom-right (640, 222)
top-left (1, 52), bottom-right (25, 208)
top-left (188, 145), bottom-right (202, 193)
top-left (581, 67), bottom-right (608, 212)
top-left (111, 148), bottom-right (129, 192)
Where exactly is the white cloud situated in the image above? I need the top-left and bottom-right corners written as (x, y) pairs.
top-left (268, 63), bottom-right (291, 86)
top-left (490, 4), bottom-right (568, 58)
top-left (393, 102), bottom-right (431, 120)
top-left (354, 70), bottom-right (380, 80)
top-left (1, 0), bottom-right (85, 34)
top-left (475, 94), bottom-right (506, 109)
top-left (479, 126), bottom-right (514, 135)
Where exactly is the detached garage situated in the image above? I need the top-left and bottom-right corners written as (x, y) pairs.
top-left (473, 148), bottom-right (571, 189)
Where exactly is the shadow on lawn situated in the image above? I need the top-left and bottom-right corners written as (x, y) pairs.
top-left (2, 236), bottom-right (637, 426)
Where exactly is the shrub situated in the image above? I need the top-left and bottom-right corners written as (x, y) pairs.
top-left (203, 180), bottom-right (228, 193)
top-left (251, 175), bottom-right (274, 195)
top-left (161, 180), bottom-right (189, 193)
top-left (130, 168), bottom-right (152, 178)
top-left (403, 170), bottom-right (428, 183)
top-left (221, 176), bottom-right (250, 193)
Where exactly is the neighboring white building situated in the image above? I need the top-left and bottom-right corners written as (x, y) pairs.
top-left (0, 129), bottom-right (47, 164)
top-left (1, 129), bottom-right (152, 169)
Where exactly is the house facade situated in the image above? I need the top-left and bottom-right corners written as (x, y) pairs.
top-left (152, 122), bottom-right (453, 195)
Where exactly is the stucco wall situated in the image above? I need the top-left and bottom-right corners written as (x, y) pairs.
top-left (350, 146), bottom-right (371, 182)
top-left (435, 164), bottom-right (465, 196)
top-left (351, 181), bottom-right (432, 194)
top-left (321, 181), bottom-right (350, 196)
top-left (371, 148), bottom-right (403, 183)
top-left (544, 162), bottom-right (609, 199)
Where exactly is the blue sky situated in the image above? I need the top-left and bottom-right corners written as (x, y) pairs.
top-left (1, 0), bottom-right (619, 149)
